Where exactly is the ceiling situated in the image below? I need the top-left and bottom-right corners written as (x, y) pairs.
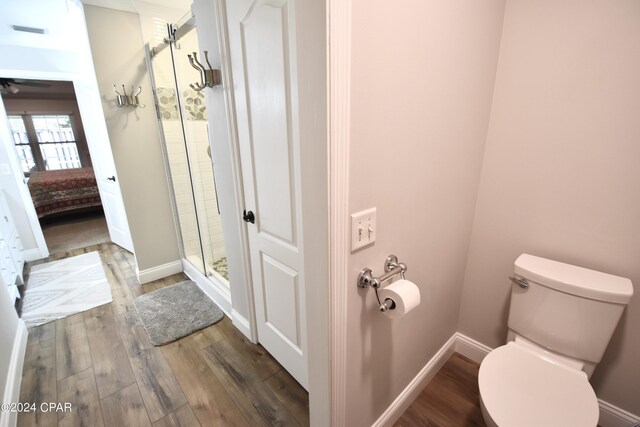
top-left (0, 0), bottom-right (190, 54)
top-left (0, 0), bottom-right (84, 52)
top-left (80, 0), bottom-right (191, 16)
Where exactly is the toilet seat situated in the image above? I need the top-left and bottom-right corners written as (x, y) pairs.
top-left (478, 342), bottom-right (599, 427)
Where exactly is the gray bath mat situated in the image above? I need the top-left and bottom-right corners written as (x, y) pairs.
top-left (134, 280), bottom-right (224, 346)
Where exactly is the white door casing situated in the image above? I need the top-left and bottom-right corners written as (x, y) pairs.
top-left (226, 0), bottom-right (309, 389)
top-left (74, 0), bottom-right (134, 254)
top-left (73, 79), bottom-right (134, 253)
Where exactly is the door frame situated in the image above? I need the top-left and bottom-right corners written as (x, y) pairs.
top-left (327, 0), bottom-right (352, 425)
top-left (0, 83), bottom-right (48, 261)
top-left (0, 68), bottom-right (133, 259)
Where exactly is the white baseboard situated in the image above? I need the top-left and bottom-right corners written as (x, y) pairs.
top-left (598, 399), bottom-right (640, 427)
top-left (372, 333), bottom-right (458, 427)
top-left (22, 248), bottom-right (42, 262)
top-left (231, 309), bottom-right (255, 342)
top-left (182, 259), bottom-right (232, 316)
top-left (1, 320), bottom-right (28, 427)
top-left (136, 260), bottom-right (183, 285)
top-left (454, 332), bottom-right (492, 363)
top-left (453, 332), bottom-right (640, 427)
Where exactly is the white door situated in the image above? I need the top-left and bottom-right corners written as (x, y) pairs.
top-left (95, 173), bottom-right (133, 253)
top-left (73, 80), bottom-right (134, 253)
top-left (226, 0), bottom-right (308, 389)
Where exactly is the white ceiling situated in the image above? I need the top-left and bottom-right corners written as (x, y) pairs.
top-left (0, 0), bottom-right (191, 54)
top-left (0, 0), bottom-right (84, 52)
top-left (80, 0), bottom-right (191, 16)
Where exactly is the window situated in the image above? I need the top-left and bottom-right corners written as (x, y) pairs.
top-left (8, 116), bottom-right (34, 173)
top-left (8, 114), bottom-right (83, 174)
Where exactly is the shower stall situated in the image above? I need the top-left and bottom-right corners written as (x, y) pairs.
top-left (146, 12), bottom-right (229, 287)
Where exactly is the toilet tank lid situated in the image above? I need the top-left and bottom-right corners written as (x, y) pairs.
top-left (514, 254), bottom-right (633, 304)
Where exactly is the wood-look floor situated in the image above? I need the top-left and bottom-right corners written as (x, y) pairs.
top-left (395, 353), bottom-right (486, 427)
top-left (41, 211), bottom-right (110, 254)
top-left (18, 243), bottom-right (309, 427)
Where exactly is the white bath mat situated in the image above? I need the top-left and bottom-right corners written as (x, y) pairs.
top-left (21, 252), bottom-right (112, 328)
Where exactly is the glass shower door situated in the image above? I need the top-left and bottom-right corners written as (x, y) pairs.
top-left (150, 39), bottom-right (205, 275)
top-left (148, 15), bottom-right (229, 285)
top-left (171, 24), bottom-right (228, 283)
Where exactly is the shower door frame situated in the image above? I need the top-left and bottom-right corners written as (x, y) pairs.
top-left (145, 16), bottom-right (233, 315)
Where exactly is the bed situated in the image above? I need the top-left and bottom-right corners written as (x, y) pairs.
top-left (28, 167), bottom-right (102, 219)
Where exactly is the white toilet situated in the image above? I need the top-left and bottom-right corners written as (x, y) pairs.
top-left (478, 254), bottom-right (633, 427)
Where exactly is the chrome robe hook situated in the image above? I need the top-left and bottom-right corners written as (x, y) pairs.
top-left (187, 51), bottom-right (221, 91)
top-left (113, 84), bottom-right (145, 108)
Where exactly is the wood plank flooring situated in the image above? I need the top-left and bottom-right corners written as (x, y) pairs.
top-left (18, 243), bottom-right (309, 427)
top-left (41, 211), bottom-right (110, 254)
top-left (395, 353), bottom-right (486, 427)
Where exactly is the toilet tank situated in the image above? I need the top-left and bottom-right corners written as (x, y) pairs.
top-left (507, 254), bottom-right (633, 364)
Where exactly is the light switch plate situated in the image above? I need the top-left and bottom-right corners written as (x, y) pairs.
top-left (351, 207), bottom-right (376, 252)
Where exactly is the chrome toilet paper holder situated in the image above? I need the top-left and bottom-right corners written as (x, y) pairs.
top-left (358, 255), bottom-right (408, 312)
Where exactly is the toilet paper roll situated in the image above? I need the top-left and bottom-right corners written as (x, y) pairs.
top-left (378, 279), bottom-right (421, 319)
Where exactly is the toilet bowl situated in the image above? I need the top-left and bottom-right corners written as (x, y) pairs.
top-left (478, 340), bottom-right (599, 427)
top-left (477, 254), bottom-right (633, 427)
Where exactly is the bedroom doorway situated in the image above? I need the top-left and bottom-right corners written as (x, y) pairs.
top-left (1, 78), bottom-right (109, 254)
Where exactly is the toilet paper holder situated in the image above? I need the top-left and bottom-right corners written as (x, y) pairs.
top-left (358, 255), bottom-right (407, 289)
top-left (358, 255), bottom-right (408, 312)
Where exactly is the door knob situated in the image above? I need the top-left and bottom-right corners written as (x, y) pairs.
top-left (242, 210), bottom-right (255, 224)
top-left (107, 176), bottom-right (116, 182)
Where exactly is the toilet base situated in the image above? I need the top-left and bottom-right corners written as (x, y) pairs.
top-left (479, 393), bottom-right (497, 427)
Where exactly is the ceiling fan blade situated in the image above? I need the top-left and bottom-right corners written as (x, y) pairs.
top-left (12, 80), bottom-right (52, 88)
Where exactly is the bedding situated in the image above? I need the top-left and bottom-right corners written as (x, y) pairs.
top-left (28, 167), bottom-right (102, 218)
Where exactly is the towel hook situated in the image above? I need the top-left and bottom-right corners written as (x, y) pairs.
top-left (187, 51), bottom-right (221, 91)
top-left (113, 84), bottom-right (145, 108)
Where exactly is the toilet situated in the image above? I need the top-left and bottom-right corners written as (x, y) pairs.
top-left (478, 254), bottom-right (633, 427)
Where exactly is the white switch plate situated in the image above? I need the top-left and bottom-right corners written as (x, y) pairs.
top-left (351, 207), bottom-right (376, 252)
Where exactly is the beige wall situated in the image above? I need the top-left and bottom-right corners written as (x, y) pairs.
top-left (84, 5), bottom-right (180, 271)
top-left (345, 0), bottom-right (506, 424)
top-left (459, 0), bottom-right (640, 415)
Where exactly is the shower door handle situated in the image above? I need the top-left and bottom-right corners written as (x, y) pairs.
top-left (242, 210), bottom-right (255, 224)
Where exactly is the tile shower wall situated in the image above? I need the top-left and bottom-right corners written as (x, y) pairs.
top-left (162, 119), bottom-right (201, 261)
top-left (183, 120), bottom-right (226, 264)
top-left (160, 112), bottom-right (226, 266)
